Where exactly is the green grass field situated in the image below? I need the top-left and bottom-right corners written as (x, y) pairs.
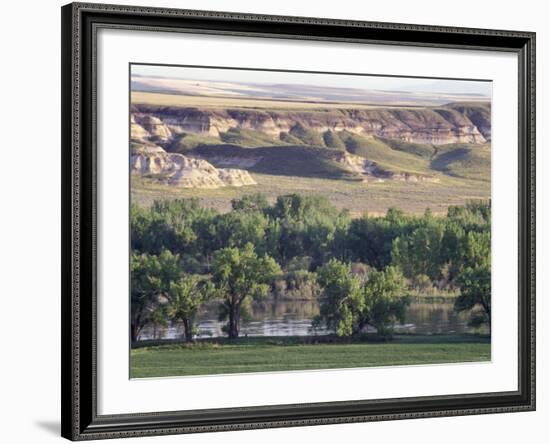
top-left (130, 335), bottom-right (491, 378)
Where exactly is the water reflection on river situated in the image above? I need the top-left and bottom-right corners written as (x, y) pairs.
top-left (141, 298), bottom-right (489, 341)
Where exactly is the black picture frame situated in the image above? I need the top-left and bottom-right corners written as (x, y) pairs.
top-left (61, 2), bottom-right (536, 440)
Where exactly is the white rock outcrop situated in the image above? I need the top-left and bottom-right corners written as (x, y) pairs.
top-left (334, 151), bottom-right (439, 183)
top-left (131, 148), bottom-right (256, 189)
top-left (335, 152), bottom-right (377, 175)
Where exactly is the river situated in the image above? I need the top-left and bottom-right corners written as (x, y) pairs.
top-left (140, 298), bottom-right (489, 340)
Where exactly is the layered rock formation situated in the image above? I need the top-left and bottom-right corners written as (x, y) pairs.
top-left (133, 114), bottom-right (172, 141)
top-left (130, 102), bottom-right (488, 187)
top-left (131, 145), bottom-right (256, 188)
top-left (131, 102), bottom-right (490, 145)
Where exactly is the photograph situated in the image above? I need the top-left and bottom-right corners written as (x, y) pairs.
top-left (57, 2), bottom-right (536, 440)
top-left (129, 64), bottom-right (492, 378)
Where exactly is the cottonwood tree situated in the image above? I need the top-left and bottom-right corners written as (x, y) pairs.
top-left (314, 259), bottom-right (363, 337)
top-left (454, 224), bottom-right (491, 325)
top-left (166, 275), bottom-right (215, 342)
top-left (212, 243), bottom-right (281, 339)
top-left (455, 264), bottom-right (491, 325)
top-left (315, 260), bottom-right (408, 337)
top-left (130, 250), bottom-right (180, 342)
top-left (358, 266), bottom-right (409, 336)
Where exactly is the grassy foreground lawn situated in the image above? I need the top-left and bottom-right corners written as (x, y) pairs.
top-left (130, 335), bottom-right (490, 378)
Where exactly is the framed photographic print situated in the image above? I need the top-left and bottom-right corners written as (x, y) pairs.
top-left (61, 2), bottom-right (536, 440)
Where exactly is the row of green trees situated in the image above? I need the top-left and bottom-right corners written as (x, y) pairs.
top-left (131, 244), bottom-right (280, 341)
top-left (131, 194), bottom-right (491, 342)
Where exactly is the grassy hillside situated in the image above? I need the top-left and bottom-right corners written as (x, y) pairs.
top-left (166, 132), bottom-right (222, 152)
top-left (132, 125), bottom-right (490, 215)
top-left (431, 143), bottom-right (491, 181)
top-left (165, 128), bottom-right (492, 181)
top-left (192, 144), bottom-right (357, 180)
top-left (220, 127), bottom-right (283, 147)
top-left (379, 137), bottom-right (435, 159)
top-left (323, 130), bottom-right (347, 150)
top-left (288, 122), bottom-right (326, 146)
top-left (166, 127), bottom-right (490, 182)
top-left (338, 132), bottom-right (434, 175)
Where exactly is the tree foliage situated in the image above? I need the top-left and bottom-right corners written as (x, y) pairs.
top-left (315, 259), bottom-right (364, 336)
top-left (315, 260), bottom-right (408, 337)
top-left (359, 266), bottom-right (409, 336)
top-left (166, 275), bottom-right (215, 342)
top-left (455, 264), bottom-right (491, 325)
top-left (212, 243), bottom-right (281, 338)
top-left (130, 195), bottom-right (491, 340)
top-left (323, 130), bottom-right (346, 150)
top-left (130, 250), bottom-right (180, 342)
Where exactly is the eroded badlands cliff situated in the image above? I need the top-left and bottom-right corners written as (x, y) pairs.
top-left (131, 102), bottom-right (491, 145)
top-left (130, 101), bottom-right (489, 188)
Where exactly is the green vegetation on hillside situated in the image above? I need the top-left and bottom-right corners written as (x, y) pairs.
top-left (170, 131), bottom-right (491, 184)
top-left (431, 143), bottom-right (491, 181)
top-left (220, 127), bottom-right (282, 147)
top-left (379, 137), bottom-right (435, 159)
top-left (288, 122), bottom-right (326, 146)
top-left (193, 144), bottom-right (356, 180)
top-left (180, 134), bottom-right (489, 184)
top-left (323, 130), bottom-right (347, 150)
top-left (338, 132), bottom-right (433, 175)
top-left (166, 132), bottom-right (221, 153)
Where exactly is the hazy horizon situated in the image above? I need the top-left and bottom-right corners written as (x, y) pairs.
top-left (131, 64), bottom-right (491, 107)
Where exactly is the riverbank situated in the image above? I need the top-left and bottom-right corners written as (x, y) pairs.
top-left (130, 334), bottom-right (491, 378)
